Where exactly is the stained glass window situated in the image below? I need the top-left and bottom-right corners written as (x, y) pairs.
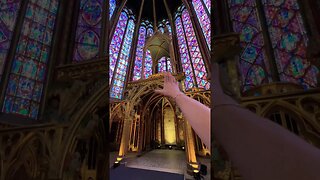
top-left (158, 23), bottom-right (165, 33)
top-left (176, 17), bottom-right (194, 89)
top-left (167, 58), bottom-right (172, 72)
top-left (158, 57), bottom-right (166, 72)
top-left (203, 0), bottom-right (211, 12)
top-left (192, 0), bottom-right (211, 49)
top-left (143, 27), bottom-right (153, 79)
top-left (132, 22), bottom-right (154, 81)
top-left (175, 7), bottom-right (210, 90)
top-left (3, 0), bottom-right (59, 119)
top-left (147, 27), bottom-right (153, 37)
top-left (165, 20), bottom-right (172, 36)
top-left (228, 0), bottom-right (319, 91)
top-left (157, 57), bottom-right (172, 73)
top-left (262, 0), bottom-right (318, 88)
top-left (110, 12), bottom-right (135, 99)
top-left (109, 0), bottom-right (116, 19)
top-left (228, 0), bottom-right (271, 92)
top-left (144, 50), bottom-right (152, 78)
top-left (133, 25), bottom-right (146, 80)
top-left (109, 12), bottom-right (128, 84)
top-left (73, 0), bottom-right (102, 62)
top-left (0, 0), bottom-right (22, 81)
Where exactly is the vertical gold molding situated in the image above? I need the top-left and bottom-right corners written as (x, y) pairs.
top-left (118, 102), bottom-right (133, 157)
top-left (183, 118), bottom-right (197, 164)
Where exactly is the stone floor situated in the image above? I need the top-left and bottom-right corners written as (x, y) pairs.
top-left (126, 149), bottom-right (186, 174)
top-left (110, 150), bottom-right (211, 180)
top-left (110, 164), bottom-right (184, 180)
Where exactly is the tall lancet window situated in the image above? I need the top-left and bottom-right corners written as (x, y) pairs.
top-left (109, 0), bottom-right (116, 19)
top-left (175, 7), bottom-right (209, 90)
top-left (228, 0), bottom-right (271, 92)
top-left (262, 0), bottom-right (318, 88)
top-left (144, 26), bottom-right (153, 79)
top-left (132, 25), bottom-right (146, 81)
top-left (132, 21), bottom-right (154, 81)
top-left (158, 20), bottom-right (172, 36)
top-left (158, 57), bottom-right (172, 73)
top-left (109, 9), bottom-right (135, 99)
top-left (3, 0), bottom-right (60, 119)
top-left (110, 11), bottom-right (128, 84)
top-left (73, 0), bottom-right (103, 62)
top-left (158, 23), bottom-right (165, 33)
top-left (192, 0), bottom-right (211, 49)
top-left (165, 20), bottom-right (172, 36)
top-left (0, 1), bottom-right (22, 81)
top-left (144, 49), bottom-right (152, 78)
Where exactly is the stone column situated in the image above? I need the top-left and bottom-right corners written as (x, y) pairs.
top-left (183, 117), bottom-right (199, 173)
top-left (213, 33), bottom-right (241, 99)
top-left (118, 103), bottom-right (133, 158)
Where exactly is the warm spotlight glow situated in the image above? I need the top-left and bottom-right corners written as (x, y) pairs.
top-left (164, 107), bottom-right (177, 144)
top-left (193, 170), bottom-right (199, 173)
top-left (116, 157), bottom-right (122, 161)
top-left (191, 164), bottom-right (199, 169)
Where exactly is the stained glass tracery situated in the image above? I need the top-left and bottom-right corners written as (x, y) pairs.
top-left (165, 20), bottom-right (172, 36)
top-left (133, 25), bottom-right (146, 80)
top-left (228, 0), bottom-right (271, 92)
top-left (158, 57), bottom-right (166, 73)
top-left (228, 0), bottom-right (319, 91)
top-left (110, 19), bottom-right (135, 99)
top-left (73, 0), bottom-right (102, 62)
top-left (203, 0), bottom-right (211, 12)
top-left (110, 11), bottom-right (135, 99)
top-left (144, 27), bottom-right (153, 79)
top-left (144, 49), bottom-right (152, 79)
top-left (147, 26), bottom-right (153, 37)
top-left (157, 57), bottom-right (172, 73)
top-left (262, 0), bottom-right (319, 88)
top-left (158, 23), bottom-right (165, 33)
top-left (192, 0), bottom-right (211, 49)
top-left (109, 12), bottom-right (128, 84)
top-left (0, 0), bottom-right (21, 81)
top-left (3, 0), bottom-right (60, 119)
top-left (109, 0), bottom-right (116, 19)
top-left (175, 7), bottom-right (209, 90)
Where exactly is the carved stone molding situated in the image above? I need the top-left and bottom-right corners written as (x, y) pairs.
top-left (213, 33), bottom-right (241, 61)
top-left (126, 72), bottom-right (185, 88)
top-left (55, 59), bottom-right (107, 81)
top-left (242, 82), bottom-right (305, 97)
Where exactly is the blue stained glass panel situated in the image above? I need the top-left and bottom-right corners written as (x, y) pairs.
top-left (228, 0), bottom-right (271, 92)
top-left (109, 12), bottom-right (128, 84)
top-left (109, 0), bottom-right (116, 19)
top-left (262, 0), bottom-right (319, 88)
top-left (73, 0), bottom-right (102, 62)
top-left (144, 50), bottom-right (152, 79)
top-left (3, 0), bottom-right (60, 119)
top-left (133, 26), bottom-right (146, 80)
top-left (0, 0), bottom-right (22, 81)
top-left (192, 0), bottom-right (211, 49)
top-left (110, 19), bottom-right (135, 99)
